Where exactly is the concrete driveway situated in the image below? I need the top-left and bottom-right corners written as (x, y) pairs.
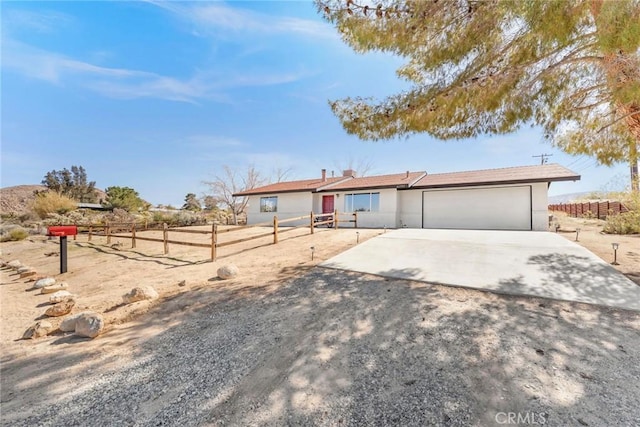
top-left (321, 229), bottom-right (640, 311)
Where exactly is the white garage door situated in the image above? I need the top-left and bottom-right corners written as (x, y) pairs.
top-left (422, 186), bottom-right (532, 230)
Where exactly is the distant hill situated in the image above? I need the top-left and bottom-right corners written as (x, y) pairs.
top-left (548, 191), bottom-right (604, 204)
top-left (0, 185), bottom-right (47, 215)
top-left (0, 185), bottom-right (107, 215)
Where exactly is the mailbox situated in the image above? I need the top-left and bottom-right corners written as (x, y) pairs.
top-left (47, 225), bottom-right (78, 237)
top-left (47, 225), bottom-right (77, 274)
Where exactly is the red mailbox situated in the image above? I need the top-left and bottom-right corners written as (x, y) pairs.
top-left (47, 225), bottom-right (78, 237)
top-left (47, 225), bottom-right (77, 274)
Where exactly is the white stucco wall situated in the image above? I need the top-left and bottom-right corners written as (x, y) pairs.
top-left (333, 188), bottom-right (398, 228)
top-left (530, 182), bottom-right (549, 231)
top-left (245, 192), bottom-right (313, 226)
top-left (246, 181), bottom-right (551, 230)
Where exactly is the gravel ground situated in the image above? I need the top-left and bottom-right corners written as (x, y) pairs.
top-left (2, 268), bottom-right (640, 427)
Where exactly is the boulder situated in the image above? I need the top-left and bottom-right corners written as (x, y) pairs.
top-left (122, 286), bottom-right (159, 304)
top-left (75, 312), bottom-right (105, 338)
top-left (41, 282), bottom-right (69, 294)
top-left (33, 277), bottom-right (56, 289)
top-left (17, 266), bottom-right (32, 274)
top-left (23, 320), bottom-right (53, 339)
top-left (44, 300), bottom-right (75, 317)
top-left (49, 290), bottom-right (74, 304)
top-left (60, 313), bottom-right (82, 332)
top-left (217, 264), bottom-right (239, 280)
top-left (7, 260), bottom-right (22, 269)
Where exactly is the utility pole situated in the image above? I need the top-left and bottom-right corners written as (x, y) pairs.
top-left (533, 154), bottom-right (553, 165)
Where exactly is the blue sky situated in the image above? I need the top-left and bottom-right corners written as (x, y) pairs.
top-left (1, 1), bottom-right (632, 206)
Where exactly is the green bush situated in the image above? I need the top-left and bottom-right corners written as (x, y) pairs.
top-left (0, 226), bottom-right (29, 242)
top-left (603, 192), bottom-right (640, 234)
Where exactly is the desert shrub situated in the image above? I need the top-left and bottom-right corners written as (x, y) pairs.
top-left (148, 210), bottom-right (206, 227)
top-left (0, 225), bottom-right (29, 242)
top-left (603, 192), bottom-right (640, 234)
top-left (102, 208), bottom-right (136, 225)
top-left (43, 210), bottom-right (95, 226)
top-left (31, 192), bottom-right (77, 219)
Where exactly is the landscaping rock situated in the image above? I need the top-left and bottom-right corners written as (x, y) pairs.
top-left (22, 320), bottom-right (53, 339)
top-left (75, 312), bottom-right (105, 338)
top-left (7, 260), bottom-right (22, 269)
top-left (20, 270), bottom-right (38, 278)
top-left (41, 282), bottom-right (69, 294)
top-left (33, 277), bottom-right (56, 289)
top-left (45, 300), bottom-right (75, 317)
top-left (217, 264), bottom-right (239, 280)
top-left (17, 266), bottom-right (32, 274)
top-left (49, 290), bottom-right (74, 304)
top-left (122, 286), bottom-right (159, 304)
top-left (60, 313), bottom-right (82, 332)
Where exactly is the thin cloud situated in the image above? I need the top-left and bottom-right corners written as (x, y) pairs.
top-left (149, 1), bottom-right (337, 40)
top-left (2, 9), bottom-right (73, 34)
top-left (2, 38), bottom-right (309, 103)
top-left (184, 135), bottom-right (245, 148)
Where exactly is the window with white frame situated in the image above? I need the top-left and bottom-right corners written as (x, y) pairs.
top-left (260, 196), bottom-right (278, 212)
top-left (344, 192), bottom-right (380, 212)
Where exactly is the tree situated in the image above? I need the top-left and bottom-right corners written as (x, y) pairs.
top-left (42, 165), bottom-right (98, 202)
top-left (182, 193), bottom-right (202, 211)
top-left (201, 195), bottom-right (219, 211)
top-left (105, 186), bottom-right (148, 212)
top-left (203, 165), bottom-right (264, 225)
top-left (333, 155), bottom-right (375, 177)
top-left (318, 0), bottom-right (640, 190)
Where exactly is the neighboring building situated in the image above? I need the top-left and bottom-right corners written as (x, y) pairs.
top-left (234, 164), bottom-right (580, 231)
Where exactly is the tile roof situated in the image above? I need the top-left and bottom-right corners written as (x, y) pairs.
top-left (411, 164), bottom-right (580, 188)
top-left (234, 176), bottom-right (349, 196)
top-left (321, 171), bottom-right (427, 191)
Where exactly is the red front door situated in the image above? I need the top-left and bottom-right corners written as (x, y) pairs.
top-left (322, 195), bottom-right (334, 213)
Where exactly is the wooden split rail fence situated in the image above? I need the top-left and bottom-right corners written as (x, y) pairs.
top-left (67, 210), bottom-right (357, 262)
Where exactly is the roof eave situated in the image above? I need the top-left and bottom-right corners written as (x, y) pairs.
top-left (408, 175), bottom-right (581, 190)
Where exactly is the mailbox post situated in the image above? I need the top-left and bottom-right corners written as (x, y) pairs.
top-left (47, 226), bottom-right (78, 274)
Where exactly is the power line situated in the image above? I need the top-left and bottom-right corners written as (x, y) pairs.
top-left (532, 153), bottom-right (553, 165)
top-left (567, 155), bottom-right (588, 167)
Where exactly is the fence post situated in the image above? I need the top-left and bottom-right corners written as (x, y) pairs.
top-left (310, 211), bottom-right (315, 234)
top-left (106, 222), bottom-right (111, 244)
top-left (334, 209), bottom-right (339, 229)
top-left (131, 223), bottom-right (136, 249)
top-left (273, 216), bottom-right (279, 244)
top-left (88, 225), bottom-right (92, 242)
top-left (163, 223), bottom-right (169, 254)
top-left (211, 224), bottom-right (217, 261)
top-left (354, 212), bottom-right (358, 228)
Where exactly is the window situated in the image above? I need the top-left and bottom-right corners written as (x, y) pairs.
top-left (260, 196), bottom-right (277, 212)
top-left (344, 192), bottom-right (380, 212)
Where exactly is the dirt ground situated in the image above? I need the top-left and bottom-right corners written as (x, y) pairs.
top-left (1, 225), bottom-right (384, 352)
top-left (1, 221), bottom-right (639, 426)
top-left (550, 212), bottom-right (640, 285)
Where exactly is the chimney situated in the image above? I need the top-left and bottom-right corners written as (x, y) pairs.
top-left (343, 169), bottom-right (355, 177)
top-left (406, 170), bottom-right (410, 179)
top-left (321, 169), bottom-right (327, 182)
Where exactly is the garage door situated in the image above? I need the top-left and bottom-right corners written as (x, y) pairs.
top-left (422, 186), bottom-right (532, 230)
